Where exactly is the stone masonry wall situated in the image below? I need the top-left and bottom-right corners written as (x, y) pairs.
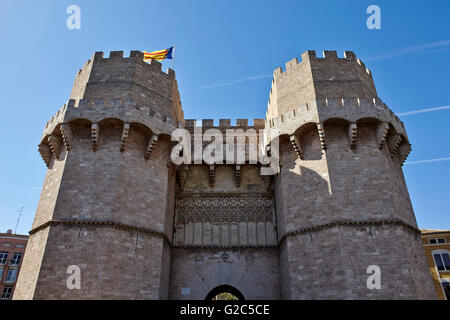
top-left (15, 49), bottom-right (437, 300)
top-left (15, 106), bottom-right (175, 299)
top-left (282, 224), bottom-right (435, 299)
top-left (170, 248), bottom-right (280, 299)
top-left (31, 224), bottom-right (166, 299)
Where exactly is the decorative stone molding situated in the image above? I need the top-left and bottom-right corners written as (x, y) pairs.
top-left (28, 219), bottom-right (171, 244)
top-left (174, 195), bottom-right (276, 247)
top-left (278, 219), bottom-right (420, 247)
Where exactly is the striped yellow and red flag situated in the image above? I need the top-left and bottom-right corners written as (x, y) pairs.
top-left (143, 46), bottom-right (174, 62)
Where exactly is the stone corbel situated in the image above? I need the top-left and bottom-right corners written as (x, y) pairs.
top-left (398, 143), bottom-right (412, 165)
top-left (235, 165), bottom-right (241, 187)
top-left (375, 122), bottom-right (389, 149)
top-left (289, 134), bottom-right (303, 160)
top-left (120, 123), bottom-right (130, 152)
top-left (38, 144), bottom-right (52, 167)
top-left (179, 165), bottom-right (189, 191)
top-left (209, 165), bottom-right (215, 187)
top-left (144, 135), bottom-right (158, 159)
top-left (347, 122), bottom-right (357, 149)
top-left (60, 124), bottom-right (73, 151)
top-left (47, 134), bottom-right (63, 159)
top-left (316, 122), bottom-right (326, 151)
top-left (387, 134), bottom-right (402, 158)
top-left (91, 123), bottom-right (99, 151)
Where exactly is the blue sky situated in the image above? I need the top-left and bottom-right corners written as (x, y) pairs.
top-left (0, 0), bottom-right (449, 234)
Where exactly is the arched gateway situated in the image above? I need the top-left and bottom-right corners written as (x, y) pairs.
top-left (205, 285), bottom-right (245, 300)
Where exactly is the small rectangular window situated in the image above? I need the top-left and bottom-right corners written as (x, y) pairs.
top-left (434, 254), bottom-right (445, 271)
top-left (15, 244), bottom-right (25, 248)
top-left (438, 238), bottom-right (446, 244)
top-left (1, 286), bottom-right (12, 299)
top-left (2, 244), bottom-right (11, 247)
top-left (0, 267), bottom-right (3, 280)
top-left (0, 252), bottom-right (7, 265)
top-left (429, 239), bottom-right (437, 244)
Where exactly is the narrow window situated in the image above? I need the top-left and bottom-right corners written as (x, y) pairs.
top-left (442, 253), bottom-right (450, 270)
top-left (442, 282), bottom-right (450, 300)
top-left (0, 252), bottom-right (7, 265)
top-left (438, 238), bottom-right (446, 244)
top-left (433, 254), bottom-right (445, 271)
top-left (5, 267), bottom-right (18, 283)
top-left (1, 286), bottom-right (13, 299)
top-left (429, 239), bottom-right (437, 244)
top-left (10, 253), bottom-right (22, 266)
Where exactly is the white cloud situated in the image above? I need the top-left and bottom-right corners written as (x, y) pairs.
top-left (364, 39), bottom-right (450, 61)
top-left (404, 157), bottom-right (450, 165)
top-left (196, 73), bottom-right (272, 89)
top-left (398, 105), bottom-right (450, 116)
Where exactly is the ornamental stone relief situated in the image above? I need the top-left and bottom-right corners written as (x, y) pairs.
top-left (175, 196), bottom-right (274, 223)
top-left (173, 195), bottom-right (277, 247)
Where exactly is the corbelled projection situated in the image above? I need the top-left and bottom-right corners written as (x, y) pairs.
top-left (14, 50), bottom-right (436, 299)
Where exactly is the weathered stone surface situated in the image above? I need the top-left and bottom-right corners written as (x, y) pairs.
top-left (14, 50), bottom-right (436, 300)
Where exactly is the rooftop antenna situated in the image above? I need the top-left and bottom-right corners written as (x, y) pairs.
top-left (14, 207), bottom-right (26, 234)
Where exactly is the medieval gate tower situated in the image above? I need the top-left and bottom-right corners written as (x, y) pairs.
top-left (14, 50), bottom-right (436, 299)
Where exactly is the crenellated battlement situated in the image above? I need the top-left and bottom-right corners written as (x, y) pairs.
top-left (267, 50), bottom-right (378, 121)
top-left (69, 50), bottom-right (183, 125)
top-left (41, 97), bottom-right (182, 144)
top-left (183, 118), bottom-right (265, 131)
top-left (266, 96), bottom-right (406, 135)
top-left (273, 50), bottom-right (372, 78)
top-left (265, 96), bottom-right (411, 165)
top-left (88, 50), bottom-right (175, 77)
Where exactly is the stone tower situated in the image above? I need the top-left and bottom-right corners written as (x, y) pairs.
top-left (14, 51), bottom-right (183, 299)
top-left (14, 50), bottom-right (436, 300)
top-left (266, 50), bottom-right (435, 299)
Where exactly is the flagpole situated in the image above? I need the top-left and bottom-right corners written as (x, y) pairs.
top-left (172, 43), bottom-right (175, 70)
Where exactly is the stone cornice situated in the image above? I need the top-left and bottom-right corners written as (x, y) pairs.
top-left (29, 218), bottom-right (420, 250)
top-left (278, 219), bottom-right (420, 247)
top-left (29, 220), bottom-right (171, 245)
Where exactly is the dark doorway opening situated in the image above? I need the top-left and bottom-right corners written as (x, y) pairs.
top-left (205, 285), bottom-right (245, 300)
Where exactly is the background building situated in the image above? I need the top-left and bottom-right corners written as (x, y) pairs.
top-left (0, 230), bottom-right (28, 300)
top-left (421, 229), bottom-right (450, 300)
